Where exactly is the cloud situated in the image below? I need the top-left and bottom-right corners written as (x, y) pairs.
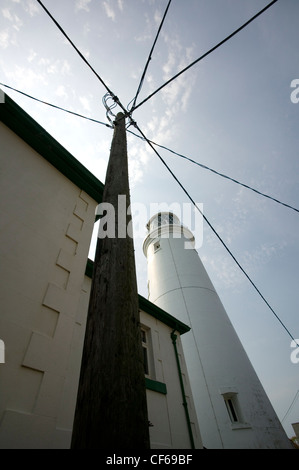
top-left (134, 32), bottom-right (152, 42)
top-left (4, 64), bottom-right (48, 88)
top-left (102, 1), bottom-right (116, 21)
top-left (24, 0), bottom-right (40, 17)
top-left (76, 140), bottom-right (110, 183)
top-left (154, 9), bottom-right (162, 26)
top-left (75, 0), bottom-right (92, 12)
top-left (162, 51), bottom-right (176, 80)
top-left (3, 54), bottom-right (71, 89)
top-left (27, 49), bottom-right (37, 63)
top-left (202, 253), bottom-right (241, 290)
top-left (61, 60), bottom-right (71, 75)
top-left (83, 22), bottom-right (91, 35)
top-left (133, 30), bottom-right (197, 147)
top-left (0, 30), bottom-right (10, 49)
top-left (102, 0), bottom-right (123, 22)
top-left (55, 85), bottom-right (68, 100)
top-left (134, 13), bottom-right (153, 42)
top-left (79, 95), bottom-right (92, 113)
top-left (124, 36), bottom-right (197, 188)
top-left (127, 134), bottom-right (151, 188)
top-left (2, 8), bottom-right (23, 31)
top-left (2, 8), bottom-right (23, 30)
top-left (242, 241), bottom-right (287, 272)
top-left (201, 238), bottom-right (287, 292)
top-left (26, 56), bottom-right (72, 77)
top-left (160, 36), bottom-right (197, 113)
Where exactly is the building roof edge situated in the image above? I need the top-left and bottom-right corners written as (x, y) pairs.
top-left (85, 258), bottom-right (191, 335)
top-left (0, 93), bottom-right (104, 202)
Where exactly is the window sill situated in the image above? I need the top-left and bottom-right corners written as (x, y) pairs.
top-left (145, 378), bottom-right (167, 395)
top-left (231, 422), bottom-right (252, 430)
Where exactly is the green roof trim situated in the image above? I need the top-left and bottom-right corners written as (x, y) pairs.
top-left (145, 378), bottom-right (167, 395)
top-left (138, 295), bottom-right (190, 335)
top-left (85, 258), bottom-right (95, 279)
top-left (0, 94), bottom-right (104, 203)
top-left (85, 258), bottom-right (191, 336)
top-left (1, 93), bottom-right (190, 333)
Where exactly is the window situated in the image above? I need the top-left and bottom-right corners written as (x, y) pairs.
top-left (153, 240), bottom-right (160, 253)
top-left (225, 397), bottom-right (239, 423)
top-left (141, 327), bottom-right (150, 376)
top-left (220, 388), bottom-right (251, 429)
top-left (140, 325), bottom-right (155, 379)
top-left (157, 213), bottom-right (174, 227)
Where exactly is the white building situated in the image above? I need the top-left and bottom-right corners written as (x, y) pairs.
top-left (143, 212), bottom-right (292, 449)
top-left (0, 94), bottom-right (201, 449)
top-left (1, 94), bottom-right (292, 449)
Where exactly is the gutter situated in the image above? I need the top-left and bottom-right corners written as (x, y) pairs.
top-left (171, 330), bottom-right (195, 449)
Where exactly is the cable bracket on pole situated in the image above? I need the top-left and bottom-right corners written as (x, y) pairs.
top-left (102, 93), bottom-right (132, 127)
top-left (102, 92), bottom-right (117, 126)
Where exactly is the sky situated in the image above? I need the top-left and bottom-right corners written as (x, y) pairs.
top-left (1, 0), bottom-right (299, 439)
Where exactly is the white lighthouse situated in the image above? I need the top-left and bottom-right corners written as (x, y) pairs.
top-left (143, 212), bottom-right (292, 449)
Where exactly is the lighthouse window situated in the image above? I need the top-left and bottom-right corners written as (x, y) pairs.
top-left (153, 241), bottom-right (160, 253)
top-left (141, 327), bottom-right (150, 376)
top-left (225, 398), bottom-right (239, 423)
top-left (220, 389), bottom-right (249, 428)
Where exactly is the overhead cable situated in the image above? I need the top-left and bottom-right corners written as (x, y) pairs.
top-left (131, 0), bottom-right (279, 112)
top-left (3, 81), bottom-right (297, 215)
top-left (0, 82), bottom-right (299, 216)
top-left (127, 129), bottom-right (299, 215)
top-left (128, 0), bottom-right (172, 112)
top-left (36, 0), bottom-right (128, 116)
top-left (0, 83), bottom-right (113, 128)
top-left (282, 390), bottom-right (299, 422)
top-left (2, 85), bottom-right (297, 345)
top-left (131, 121), bottom-right (299, 348)
top-left (4, 2), bottom-right (296, 349)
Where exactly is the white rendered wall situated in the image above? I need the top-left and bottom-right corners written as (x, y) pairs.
top-left (138, 310), bottom-right (202, 449)
top-left (0, 124), bottom-right (202, 449)
top-left (143, 214), bottom-right (292, 449)
top-left (0, 123), bottom-right (97, 448)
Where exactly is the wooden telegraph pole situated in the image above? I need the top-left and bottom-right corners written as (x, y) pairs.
top-left (71, 113), bottom-right (150, 449)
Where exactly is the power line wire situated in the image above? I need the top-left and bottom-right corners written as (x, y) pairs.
top-left (127, 130), bottom-right (299, 215)
top-left (7, 2), bottom-right (297, 346)
top-left (282, 390), bottom-right (299, 423)
top-left (3, 81), bottom-right (297, 215)
top-left (0, 83), bottom-right (113, 128)
top-left (3, 80), bottom-right (297, 215)
top-left (35, 0), bottom-right (292, 217)
top-left (128, 0), bottom-right (172, 112)
top-left (131, 0), bottom-right (279, 113)
top-left (36, 0), bottom-right (128, 116)
top-left (131, 120), bottom-right (299, 347)
top-left (2, 83), bottom-right (298, 348)
top-left (2, 88), bottom-right (297, 348)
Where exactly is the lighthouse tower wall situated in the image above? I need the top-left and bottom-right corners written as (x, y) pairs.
top-left (143, 213), bottom-right (292, 449)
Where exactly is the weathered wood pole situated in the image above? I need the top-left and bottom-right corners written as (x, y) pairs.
top-left (71, 113), bottom-right (150, 449)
